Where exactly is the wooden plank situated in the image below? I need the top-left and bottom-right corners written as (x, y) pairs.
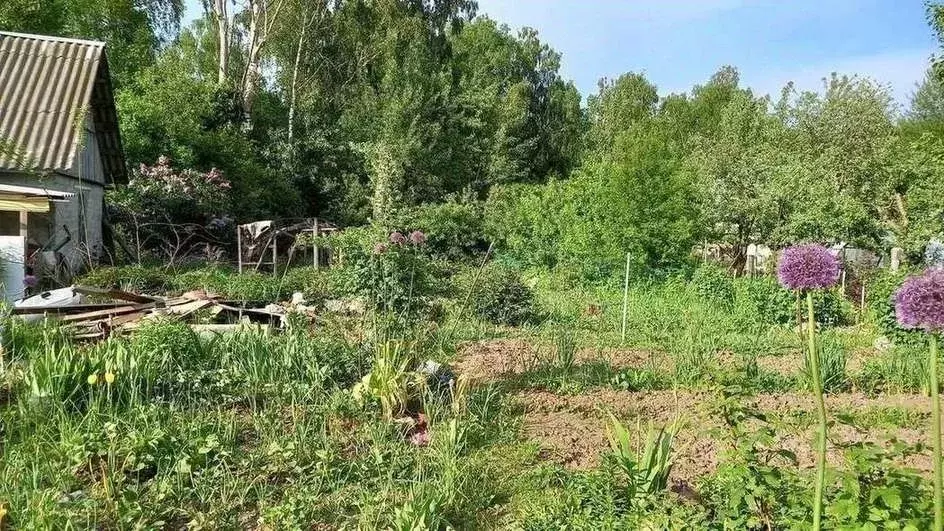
top-left (61, 304), bottom-right (151, 322)
top-left (73, 285), bottom-right (159, 304)
top-left (215, 303), bottom-right (285, 318)
top-left (74, 311), bottom-right (146, 328)
top-left (160, 299), bottom-right (214, 317)
top-left (12, 302), bottom-right (132, 315)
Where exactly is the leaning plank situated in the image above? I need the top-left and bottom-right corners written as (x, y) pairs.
top-left (73, 285), bottom-right (160, 304)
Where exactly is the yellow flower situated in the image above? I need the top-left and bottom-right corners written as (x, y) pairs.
top-left (87, 373), bottom-right (98, 385)
top-left (0, 502), bottom-right (8, 523)
top-left (105, 372), bottom-right (115, 384)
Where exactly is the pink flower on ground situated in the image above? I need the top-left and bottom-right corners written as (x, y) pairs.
top-left (389, 231), bottom-right (407, 245)
top-left (409, 230), bottom-right (427, 245)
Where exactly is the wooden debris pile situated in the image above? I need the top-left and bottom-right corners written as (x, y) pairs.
top-left (13, 286), bottom-right (282, 340)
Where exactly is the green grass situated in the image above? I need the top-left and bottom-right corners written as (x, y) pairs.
top-left (0, 262), bottom-right (936, 529)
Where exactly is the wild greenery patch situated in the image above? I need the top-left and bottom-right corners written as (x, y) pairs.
top-left (462, 263), bottom-right (537, 327)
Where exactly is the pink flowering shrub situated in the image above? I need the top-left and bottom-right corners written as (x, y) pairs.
top-left (114, 156), bottom-right (231, 221)
top-left (108, 156), bottom-right (234, 260)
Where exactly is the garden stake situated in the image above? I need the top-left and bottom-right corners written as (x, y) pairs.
top-left (621, 252), bottom-right (630, 343)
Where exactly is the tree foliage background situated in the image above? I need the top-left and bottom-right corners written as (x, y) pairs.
top-left (3, 0), bottom-right (944, 276)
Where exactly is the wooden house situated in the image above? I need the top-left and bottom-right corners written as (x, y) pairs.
top-left (0, 31), bottom-right (126, 298)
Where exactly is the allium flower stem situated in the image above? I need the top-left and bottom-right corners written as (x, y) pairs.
top-left (931, 333), bottom-right (942, 531)
top-left (807, 291), bottom-right (827, 531)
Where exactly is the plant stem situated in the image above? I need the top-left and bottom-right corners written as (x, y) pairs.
top-left (931, 333), bottom-right (942, 531)
top-left (807, 291), bottom-right (827, 531)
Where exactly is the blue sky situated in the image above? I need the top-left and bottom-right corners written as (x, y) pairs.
top-left (183, 0), bottom-right (938, 109)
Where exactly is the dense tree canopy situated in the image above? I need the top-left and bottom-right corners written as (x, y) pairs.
top-left (3, 0), bottom-right (944, 275)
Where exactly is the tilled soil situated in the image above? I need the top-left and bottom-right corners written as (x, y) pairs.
top-left (516, 388), bottom-right (931, 483)
top-left (454, 339), bottom-right (671, 382)
top-left (455, 339), bottom-right (934, 483)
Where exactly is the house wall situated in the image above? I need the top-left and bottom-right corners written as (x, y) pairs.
top-left (0, 169), bottom-right (105, 273)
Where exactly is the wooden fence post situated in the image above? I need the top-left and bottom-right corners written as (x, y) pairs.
top-left (313, 218), bottom-right (320, 269)
top-left (236, 225), bottom-right (243, 274)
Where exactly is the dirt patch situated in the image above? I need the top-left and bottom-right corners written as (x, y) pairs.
top-left (752, 391), bottom-right (930, 413)
top-left (516, 388), bottom-right (934, 483)
top-left (716, 346), bottom-right (879, 380)
top-left (454, 339), bottom-right (668, 382)
top-left (588, 347), bottom-right (673, 371)
top-left (454, 339), bottom-right (545, 382)
top-left (516, 389), bottom-right (720, 483)
top-left (458, 340), bottom-right (933, 481)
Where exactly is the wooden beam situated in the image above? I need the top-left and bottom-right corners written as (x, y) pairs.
top-left (313, 218), bottom-right (320, 269)
top-left (73, 285), bottom-right (160, 304)
top-left (19, 210), bottom-right (28, 238)
top-left (12, 302), bottom-right (141, 315)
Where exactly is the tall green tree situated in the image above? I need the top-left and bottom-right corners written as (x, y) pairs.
top-left (0, 0), bottom-right (183, 86)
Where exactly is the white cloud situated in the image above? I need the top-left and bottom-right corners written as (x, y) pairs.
top-left (740, 48), bottom-right (933, 109)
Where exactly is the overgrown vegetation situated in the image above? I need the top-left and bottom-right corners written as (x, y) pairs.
top-left (5, 1), bottom-right (944, 528)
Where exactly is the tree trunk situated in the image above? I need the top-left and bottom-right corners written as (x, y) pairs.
top-left (241, 0), bottom-right (285, 122)
top-left (287, 9), bottom-right (308, 143)
top-left (212, 0), bottom-right (230, 85)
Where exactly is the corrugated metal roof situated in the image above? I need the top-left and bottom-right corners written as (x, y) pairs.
top-left (0, 31), bottom-right (126, 183)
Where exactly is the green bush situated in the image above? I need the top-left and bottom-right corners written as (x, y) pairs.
top-left (79, 265), bottom-right (171, 293)
top-left (395, 199), bottom-right (487, 261)
top-left (866, 268), bottom-right (924, 347)
top-left (691, 264), bottom-right (735, 306)
top-left (737, 276), bottom-right (796, 326)
top-left (483, 183), bottom-right (567, 270)
top-left (736, 276), bottom-right (851, 328)
top-left (463, 264), bottom-right (536, 326)
top-left (328, 226), bottom-right (438, 319)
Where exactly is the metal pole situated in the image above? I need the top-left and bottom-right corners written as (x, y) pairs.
top-left (621, 252), bottom-right (631, 343)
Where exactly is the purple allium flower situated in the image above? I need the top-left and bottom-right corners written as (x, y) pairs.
top-left (895, 269), bottom-right (944, 332)
top-left (409, 230), bottom-right (426, 245)
top-left (24, 275), bottom-right (38, 287)
top-left (389, 231), bottom-right (406, 245)
top-left (373, 242), bottom-right (388, 255)
top-left (776, 244), bottom-right (841, 290)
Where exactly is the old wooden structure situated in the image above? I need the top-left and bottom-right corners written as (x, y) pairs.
top-left (236, 218), bottom-right (340, 275)
top-left (0, 31), bottom-right (126, 299)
